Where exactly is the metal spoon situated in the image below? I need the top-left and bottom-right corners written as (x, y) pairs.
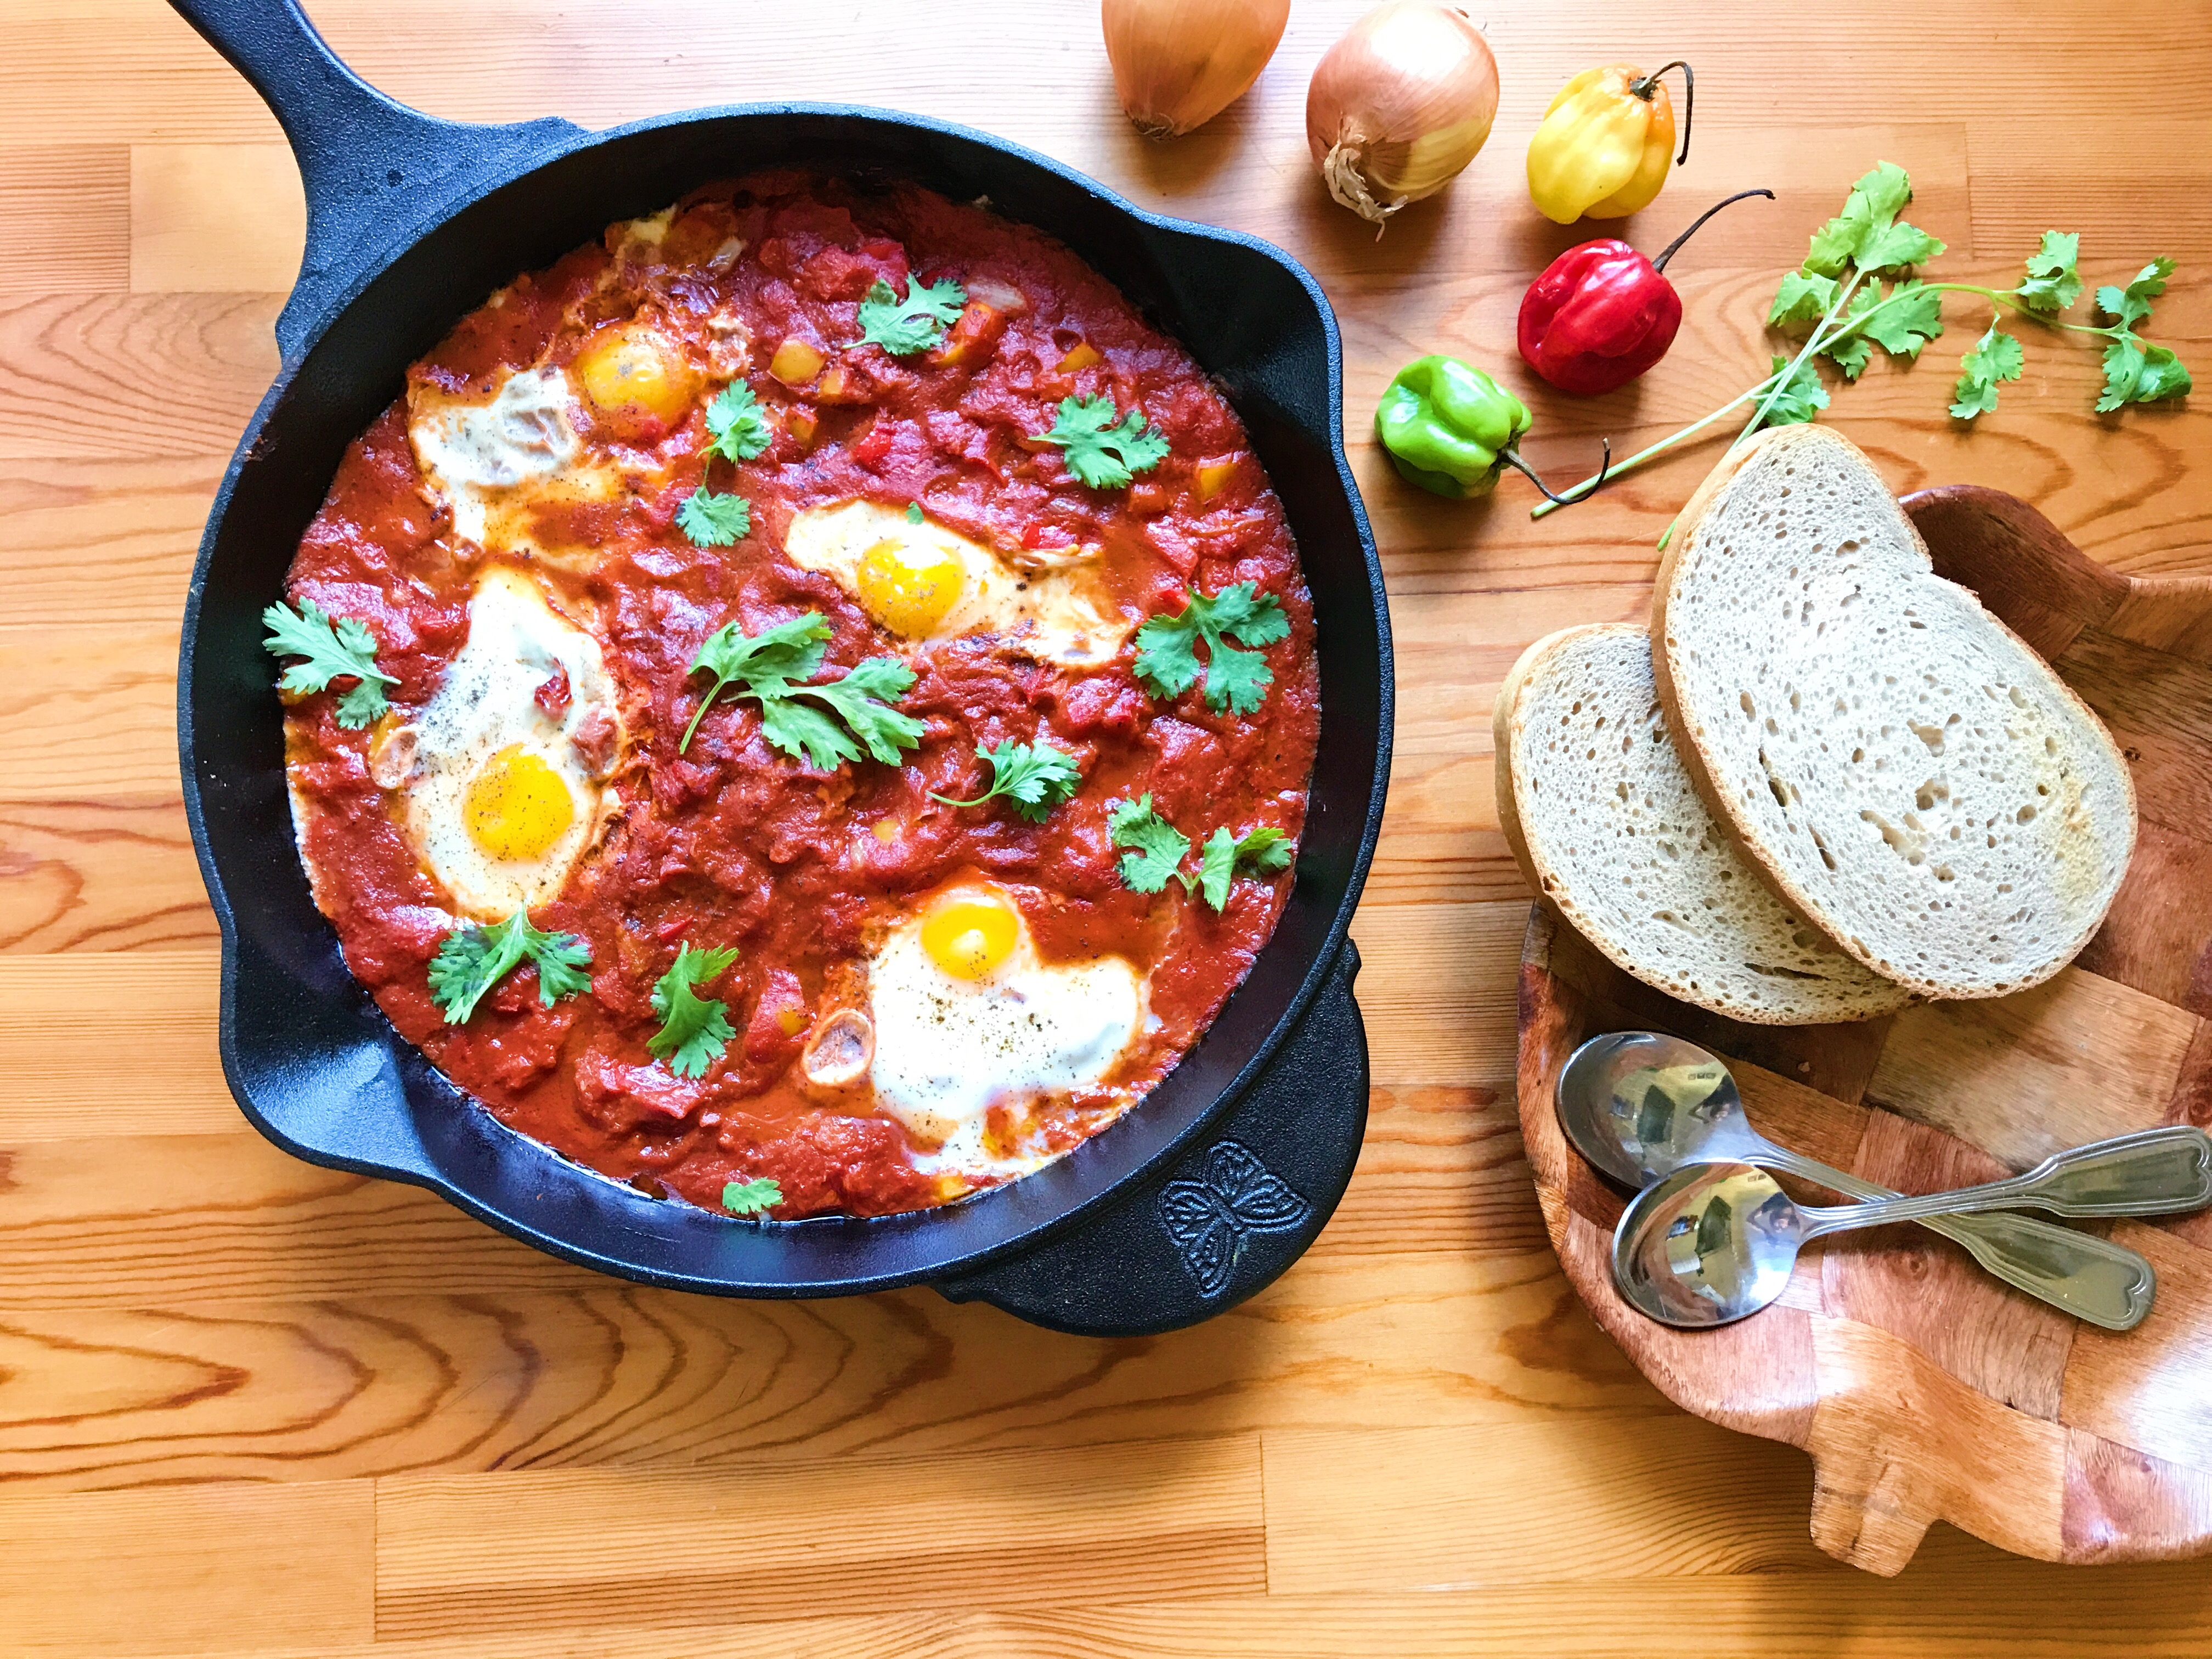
top-left (1615, 1128), bottom-right (2212, 1328)
top-left (1556, 1031), bottom-right (2160, 1330)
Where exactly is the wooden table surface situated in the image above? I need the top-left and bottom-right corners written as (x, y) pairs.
top-left (4, 1), bottom-right (2211, 1652)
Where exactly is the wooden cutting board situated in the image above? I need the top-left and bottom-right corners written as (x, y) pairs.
top-left (1517, 484), bottom-right (2212, 1574)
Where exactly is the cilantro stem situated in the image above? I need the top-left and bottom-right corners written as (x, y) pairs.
top-left (1527, 374), bottom-right (1785, 521)
top-left (1729, 268), bottom-right (1867, 456)
top-left (680, 671), bottom-right (733, 753)
top-left (1529, 276), bottom-right (2116, 521)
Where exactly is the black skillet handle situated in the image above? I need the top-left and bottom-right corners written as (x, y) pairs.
top-left (168, 0), bottom-right (582, 361)
top-left (935, 941), bottom-right (1369, 1337)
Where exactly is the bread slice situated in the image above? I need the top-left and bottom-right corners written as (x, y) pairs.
top-left (1496, 623), bottom-right (1911, 1024)
top-left (1652, 424), bottom-right (2137, 1000)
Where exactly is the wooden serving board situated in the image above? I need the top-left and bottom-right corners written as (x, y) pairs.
top-left (1517, 484), bottom-right (2212, 1575)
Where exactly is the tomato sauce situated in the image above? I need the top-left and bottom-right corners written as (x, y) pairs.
top-left (280, 172), bottom-right (1320, 1219)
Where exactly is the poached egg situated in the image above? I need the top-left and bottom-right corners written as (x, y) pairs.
top-left (858, 882), bottom-right (1148, 1180)
top-left (784, 501), bottom-right (1131, 668)
top-left (381, 566), bottom-right (623, 919)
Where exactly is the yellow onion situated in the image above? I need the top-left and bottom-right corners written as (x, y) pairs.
top-left (1306, 2), bottom-right (1499, 225)
top-left (1103, 0), bottom-right (1291, 139)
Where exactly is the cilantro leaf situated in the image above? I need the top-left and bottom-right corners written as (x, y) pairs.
top-left (2016, 232), bottom-right (2082, 314)
top-left (1768, 269), bottom-right (1839, 329)
top-left (2096, 257), bottom-right (2174, 331)
top-left (1759, 354), bottom-right (1831, 427)
top-left (428, 910), bottom-right (593, 1025)
top-left (703, 381), bottom-right (772, 464)
top-left (905, 502), bottom-right (924, 523)
top-left (1194, 825), bottom-right (1295, 910)
top-left (2098, 335), bottom-right (2193, 413)
top-left (755, 697), bottom-right (866, 772)
top-left (721, 1177), bottom-right (783, 1217)
top-left (262, 597), bottom-right (397, 729)
top-left (1132, 582), bottom-right (1291, 715)
top-left (1040, 394), bottom-right (1171, 489)
top-left (1803, 161), bottom-right (1914, 276)
top-left (1950, 324), bottom-right (2025, 421)
top-left (681, 612), bottom-right (829, 750)
top-left (648, 943), bottom-right (740, 1079)
top-left (1822, 279), bottom-right (1941, 379)
top-left (680, 613), bottom-right (922, 769)
top-left (677, 487), bottom-right (752, 547)
top-left (1108, 794), bottom-right (1191, 895)
top-left (1856, 219), bottom-right (1946, 274)
top-left (1857, 279), bottom-right (1944, 360)
top-left (930, 738), bottom-right (1084, 822)
top-left (793, 656), bottom-right (925, 766)
top-left (1820, 314), bottom-right (1874, 382)
top-left (856, 274), bottom-right (966, 356)
top-left (2090, 257), bottom-right (2191, 412)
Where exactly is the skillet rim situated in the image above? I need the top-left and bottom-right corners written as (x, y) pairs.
top-left (179, 99), bottom-right (1393, 1297)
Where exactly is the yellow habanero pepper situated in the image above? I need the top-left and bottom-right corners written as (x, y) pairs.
top-left (1526, 60), bottom-right (1692, 225)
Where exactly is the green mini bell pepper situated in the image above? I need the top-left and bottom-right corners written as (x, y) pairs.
top-left (1375, 356), bottom-right (1532, 499)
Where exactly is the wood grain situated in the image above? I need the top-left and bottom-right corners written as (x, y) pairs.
top-left (1519, 491), bottom-right (2212, 1572)
top-left (0, 148), bottom-right (129, 296)
top-left (0, 1479), bottom-right (374, 1653)
top-left (376, 1439), bottom-right (1266, 1637)
top-left (4, 0), bottom-right (2211, 1648)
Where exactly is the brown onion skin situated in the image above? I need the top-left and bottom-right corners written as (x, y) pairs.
top-left (1103, 0), bottom-right (1292, 139)
top-left (1306, 2), bottom-right (1499, 223)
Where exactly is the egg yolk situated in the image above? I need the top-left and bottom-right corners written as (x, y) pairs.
top-left (464, 745), bottom-right (575, 862)
top-left (920, 889), bottom-right (1022, 980)
top-left (856, 537), bottom-right (964, 637)
top-left (574, 323), bottom-right (697, 425)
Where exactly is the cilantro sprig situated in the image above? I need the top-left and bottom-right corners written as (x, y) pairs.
top-left (856, 275), bottom-right (966, 356)
top-left (1525, 163), bottom-right (2192, 521)
top-left (1950, 325), bottom-right (2025, 420)
top-left (680, 612), bottom-right (925, 770)
top-left (427, 911), bottom-right (592, 1025)
top-left (262, 598), bottom-right (397, 729)
top-left (1108, 797), bottom-right (1295, 909)
top-left (930, 739), bottom-right (1083, 822)
top-left (649, 943), bottom-right (739, 1079)
top-left (2094, 259), bottom-right (2193, 412)
top-left (677, 487), bottom-right (752, 546)
top-left (1040, 394), bottom-right (1170, 489)
top-left (1133, 582), bottom-right (1290, 715)
top-left (1108, 795), bottom-right (1191, 894)
top-left (721, 1176), bottom-right (783, 1217)
top-left (703, 381), bottom-right (772, 463)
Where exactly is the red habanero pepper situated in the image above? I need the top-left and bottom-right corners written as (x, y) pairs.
top-left (1516, 189), bottom-right (1773, 397)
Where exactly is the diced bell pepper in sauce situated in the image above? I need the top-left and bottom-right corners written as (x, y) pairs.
top-left (1056, 340), bottom-right (1104, 375)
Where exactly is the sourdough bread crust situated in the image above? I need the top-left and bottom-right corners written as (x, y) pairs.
top-left (1651, 425), bottom-right (2137, 1000)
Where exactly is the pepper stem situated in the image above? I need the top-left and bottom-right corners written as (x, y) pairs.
top-left (1650, 188), bottom-right (1775, 274)
top-left (1500, 438), bottom-right (1612, 509)
top-left (1628, 61), bottom-right (1694, 166)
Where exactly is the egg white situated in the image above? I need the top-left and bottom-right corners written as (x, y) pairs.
top-left (408, 365), bottom-right (631, 564)
top-left (392, 566), bottom-right (623, 919)
top-left (785, 500), bottom-right (1132, 668)
top-left (864, 895), bottom-right (1148, 1180)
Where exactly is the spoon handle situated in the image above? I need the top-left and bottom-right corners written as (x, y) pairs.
top-left (1762, 1148), bottom-right (2154, 1329)
top-left (1798, 1125), bottom-right (2212, 1235)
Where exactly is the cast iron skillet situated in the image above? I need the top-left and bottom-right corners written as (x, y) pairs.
top-left (173, 0), bottom-right (1393, 1336)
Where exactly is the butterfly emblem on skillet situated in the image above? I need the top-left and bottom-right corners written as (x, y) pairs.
top-left (1158, 1141), bottom-right (1313, 1299)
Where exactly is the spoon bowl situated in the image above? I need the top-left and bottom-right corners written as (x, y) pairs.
top-left (1555, 1030), bottom-right (1759, 1185)
top-left (1613, 1162), bottom-right (1804, 1327)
